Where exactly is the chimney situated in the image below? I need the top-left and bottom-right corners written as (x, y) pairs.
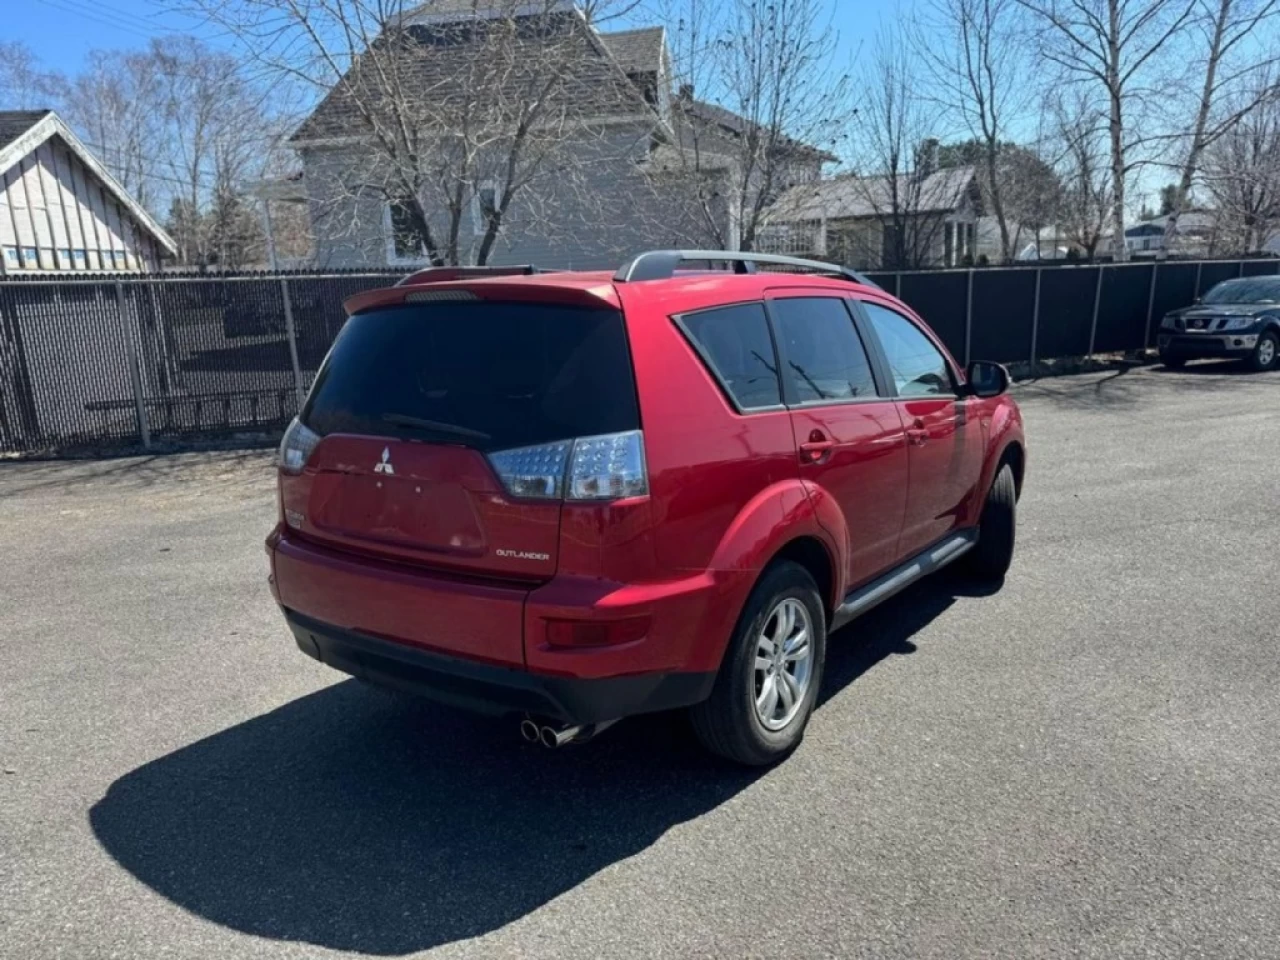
top-left (916, 138), bottom-right (939, 177)
top-left (678, 83), bottom-right (694, 101)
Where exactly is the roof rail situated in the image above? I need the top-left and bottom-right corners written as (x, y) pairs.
top-left (395, 265), bottom-right (544, 286)
top-left (613, 250), bottom-right (878, 287)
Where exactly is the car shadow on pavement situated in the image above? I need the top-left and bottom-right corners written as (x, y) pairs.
top-left (89, 573), bottom-right (980, 956)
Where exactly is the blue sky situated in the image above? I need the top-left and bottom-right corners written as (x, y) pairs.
top-left (5, 0), bottom-right (892, 78)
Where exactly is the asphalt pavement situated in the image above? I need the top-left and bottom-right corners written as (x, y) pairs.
top-left (2, 362), bottom-right (1278, 959)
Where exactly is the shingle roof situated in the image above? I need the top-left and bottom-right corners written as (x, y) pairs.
top-left (292, 11), bottom-right (652, 143)
top-left (0, 111), bottom-right (53, 154)
top-left (598, 26), bottom-right (664, 74)
top-left (772, 166), bottom-right (977, 221)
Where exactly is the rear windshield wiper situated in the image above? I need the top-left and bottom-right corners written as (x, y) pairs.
top-left (380, 413), bottom-right (491, 442)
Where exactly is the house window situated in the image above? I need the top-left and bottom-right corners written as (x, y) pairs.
top-left (114, 251), bottom-right (127, 268)
top-left (73, 249), bottom-right (86, 266)
top-left (386, 198), bottom-right (428, 264)
top-left (3, 248), bottom-right (16, 266)
top-left (472, 181), bottom-right (499, 234)
top-left (21, 247), bottom-right (37, 268)
top-left (57, 249), bottom-right (71, 269)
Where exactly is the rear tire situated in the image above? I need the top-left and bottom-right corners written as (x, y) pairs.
top-left (1246, 330), bottom-right (1279, 372)
top-left (963, 463), bottom-right (1017, 580)
top-left (1160, 353), bottom-right (1187, 370)
top-left (691, 562), bottom-right (826, 766)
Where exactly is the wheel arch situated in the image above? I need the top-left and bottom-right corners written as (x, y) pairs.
top-left (769, 535), bottom-right (838, 626)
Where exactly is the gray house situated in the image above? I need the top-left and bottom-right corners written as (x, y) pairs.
top-left (0, 110), bottom-right (176, 274)
top-left (287, 2), bottom-right (827, 269)
top-left (763, 164), bottom-right (981, 270)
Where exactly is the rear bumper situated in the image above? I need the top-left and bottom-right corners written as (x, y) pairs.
top-left (1158, 333), bottom-right (1257, 358)
top-left (285, 608), bottom-right (714, 724)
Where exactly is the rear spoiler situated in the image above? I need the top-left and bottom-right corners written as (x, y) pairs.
top-left (393, 265), bottom-right (548, 286)
top-left (343, 275), bottom-right (617, 316)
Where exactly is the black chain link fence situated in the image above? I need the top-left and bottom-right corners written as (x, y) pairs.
top-left (0, 271), bottom-right (398, 456)
top-left (0, 259), bottom-right (1275, 457)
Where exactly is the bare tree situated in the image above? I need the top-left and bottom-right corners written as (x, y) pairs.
top-left (1204, 74), bottom-right (1280, 251)
top-left (1158, 0), bottom-right (1280, 254)
top-left (193, 0), bottom-right (647, 266)
top-left (61, 50), bottom-right (164, 208)
top-left (0, 42), bottom-right (64, 110)
top-left (661, 0), bottom-right (849, 251)
top-left (1049, 89), bottom-right (1113, 257)
top-left (914, 0), bottom-right (1030, 261)
top-left (1016, 0), bottom-right (1196, 260)
top-left (837, 33), bottom-right (954, 269)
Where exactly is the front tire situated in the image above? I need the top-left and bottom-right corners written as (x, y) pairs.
top-left (691, 562), bottom-right (826, 766)
top-left (964, 463), bottom-right (1017, 580)
top-left (1246, 330), bottom-right (1279, 372)
top-left (1160, 353), bottom-right (1187, 369)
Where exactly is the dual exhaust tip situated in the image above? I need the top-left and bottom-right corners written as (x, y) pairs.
top-left (520, 718), bottom-right (616, 749)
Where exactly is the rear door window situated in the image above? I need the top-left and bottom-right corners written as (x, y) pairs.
top-left (302, 301), bottom-right (639, 451)
top-left (770, 297), bottom-right (879, 403)
top-left (678, 302), bottom-right (782, 409)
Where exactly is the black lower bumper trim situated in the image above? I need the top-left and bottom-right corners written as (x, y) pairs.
top-left (283, 609), bottom-right (715, 724)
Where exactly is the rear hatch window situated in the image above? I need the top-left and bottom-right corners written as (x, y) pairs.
top-left (286, 300), bottom-right (639, 580)
top-left (303, 301), bottom-right (639, 449)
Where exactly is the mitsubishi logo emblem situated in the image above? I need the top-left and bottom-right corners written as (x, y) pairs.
top-left (374, 447), bottom-right (395, 475)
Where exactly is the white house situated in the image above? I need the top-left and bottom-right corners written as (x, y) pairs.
top-left (0, 110), bottom-right (176, 274)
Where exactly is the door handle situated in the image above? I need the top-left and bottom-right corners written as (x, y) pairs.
top-left (906, 417), bottom-right (928, 446)
top-left (798, 432), bottom-right (835, 463)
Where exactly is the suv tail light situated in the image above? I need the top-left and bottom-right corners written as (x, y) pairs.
top-left (487, 430), bottom-right (648, 502)
top-left (278, 417), bottom-right (321, 474)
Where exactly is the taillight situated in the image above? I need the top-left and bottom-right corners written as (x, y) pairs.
top-left (278, 417), bottom-right (321, 474)
top-left (487, 430), bottom-right (648, 502)
top-left (486, 439), bottom-right (573, 499)
top-left (566, 430), bottom-right (647, 500)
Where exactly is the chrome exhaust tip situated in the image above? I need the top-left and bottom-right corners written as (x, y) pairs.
top-left (519, 719), bottom-right (542, 744)
top-left (539, 723), bottom-right (585, 749)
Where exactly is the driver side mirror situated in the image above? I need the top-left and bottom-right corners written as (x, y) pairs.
top-left (966, 361), bottom-right (1010, 398)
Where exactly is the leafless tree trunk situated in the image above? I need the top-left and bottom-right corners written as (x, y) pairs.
top-left (837, 33), bottom-right (951, 269)
top-left (1016, 0), bottom-right (1195, 261)
top-left (661, 0), bottom-right (850, 252)
top-left (1050, 90), bottom-right (1114, 257)
top-left (914, 0), bottom-right (1029, 261)
top-left (1159, 0), bottom-right (1280, 255)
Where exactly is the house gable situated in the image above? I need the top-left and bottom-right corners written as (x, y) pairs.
top-left (0, 110), bottom-right (177, 262)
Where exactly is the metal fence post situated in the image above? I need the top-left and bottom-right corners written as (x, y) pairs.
top-left (1087, 266), bottom-right (1104, 356)
top-left (1194, 261), bottom-right (1204, 298)
top-left (1030, 268), bottom-right (1042, 364)
top-left (280, 278), bottom-right (305, 409)
top-left (1143, 263), bottom-right (1159, 350)
top-left (964, 269), bottom-right (974, 365)
top-left (116, 280), bottom-right (150, 450)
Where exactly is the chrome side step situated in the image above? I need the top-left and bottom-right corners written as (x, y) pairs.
top-left (830, 529), bottom-right (978, 632)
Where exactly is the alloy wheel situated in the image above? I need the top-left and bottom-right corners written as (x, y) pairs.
top-left (753, 598), bottom-right (814, 731)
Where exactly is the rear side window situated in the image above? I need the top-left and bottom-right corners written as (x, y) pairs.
top-left (302, 302), bottom-right (638, 451)
top-left (770, 297), bottom-right (879, 403)
top-left (678, 303), bottom-right (781, 409)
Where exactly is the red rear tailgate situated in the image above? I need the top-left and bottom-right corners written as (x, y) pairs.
top-left (273, 532), bottom-right (528, 666)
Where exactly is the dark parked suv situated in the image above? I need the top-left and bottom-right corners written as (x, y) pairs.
top-left (1158, 276), bottom-right (1280, 371)
top-left (266, 251), bottom-right (1026, 765)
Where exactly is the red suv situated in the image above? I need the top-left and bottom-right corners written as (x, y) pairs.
top-left (267, 251), bottom-right (1025, 765)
